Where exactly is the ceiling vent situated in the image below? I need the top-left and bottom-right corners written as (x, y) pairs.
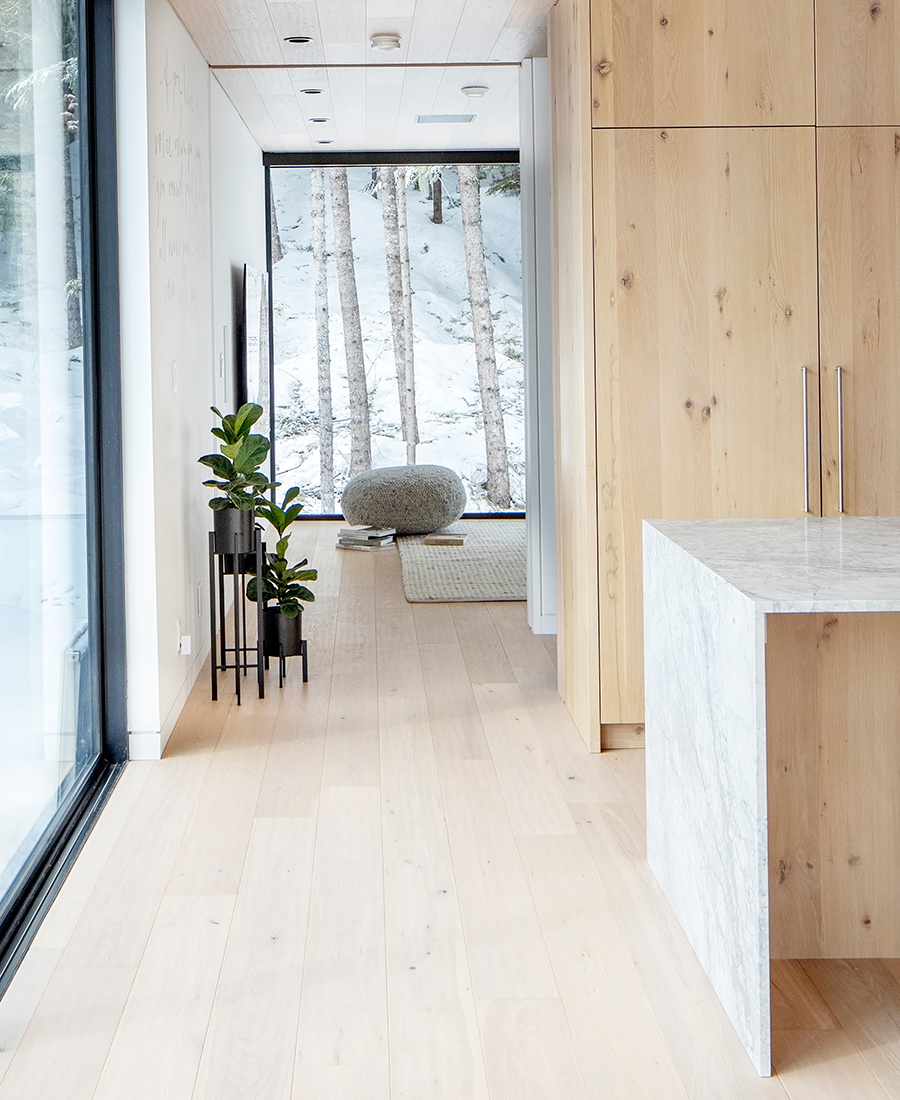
top-left (416, 114), bottom-right (475, 124)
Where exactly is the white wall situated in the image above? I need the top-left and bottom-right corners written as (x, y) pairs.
top-left (210, 77), bottom-right (267, 413)
top-left (117, 0), bottom-right (265, 759)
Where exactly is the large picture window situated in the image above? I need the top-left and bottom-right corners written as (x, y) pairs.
top-left (0, 0), bottom-right (124, 989)
top-left (266, 159), bottom-right (524, 515)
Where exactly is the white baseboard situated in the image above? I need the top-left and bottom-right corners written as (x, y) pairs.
top-left (128, 639), bottom-right (210, 760)
top-left (527, 611), bottom-right (557, 636)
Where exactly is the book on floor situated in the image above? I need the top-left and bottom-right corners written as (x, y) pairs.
top-left (338, 525), bottom-right (396, 541)
top-left (335, 538), bottom-right (394, 551)
top-left (422, 530), bottom-right (467, 546)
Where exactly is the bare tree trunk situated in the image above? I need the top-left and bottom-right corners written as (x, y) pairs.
top-left (64, 136), bottom-right (82, 349)
top-left (311, 167), bottom-right (335, 512)
top-left (330, 167), bottom-right (372, 476)
top-left (395, 168), bottom-right (418, 464)
top-left (379, 166), bottom-right (407, 440)
top-left (269, 182), bottom-right (284, 265)
top-left (432, 174), bottom-right (443, 225)
top-left (457, 163), bottom-right (510, 508)
top-left (257, 270), bottom-right (270, 413)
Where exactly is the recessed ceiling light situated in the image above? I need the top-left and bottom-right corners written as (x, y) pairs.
top-left (461, 85), bottom-right (488, 98)
top-left (317, 140), bottom-right (333, 145)
top-left (370, 33), bottom-right (401, 50)
top-left (309, 117), bottom-right (330, 123)
top-left (299, 88), bottom-right (323, 95)
top-left (283, 36), bottom-right (312, 44)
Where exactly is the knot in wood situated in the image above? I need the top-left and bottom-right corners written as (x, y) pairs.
top-left (684, 399), bottom-right (694, 412)
top-left (871, 2), bottom-right (882, 17)
top-left (659, 15), bottom-right (668, 26)
top-left (596, 59), bottom-right (612, 76)
top-left (620, 271), bottom-right (634, 289)
top-left (660, 130), bottom-right (669, 140)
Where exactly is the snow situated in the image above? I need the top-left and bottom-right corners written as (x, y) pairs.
top-left (269, 165), bottom-right (524, 514)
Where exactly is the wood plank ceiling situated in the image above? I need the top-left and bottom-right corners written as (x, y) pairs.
top-left (168, 0), bottom-right (554, 152)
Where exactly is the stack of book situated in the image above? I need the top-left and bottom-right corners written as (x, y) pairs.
top-left (336, 525), bottom-right (396, 551)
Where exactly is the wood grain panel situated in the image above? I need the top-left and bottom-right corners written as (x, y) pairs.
top-left (594, 127), bottom-right (820, 723)
top-left (817, 0), bottom-right (900, 125)
top-left (818, 127), bottom-right (900, 517)
top-left (767, 613), bottom-right (900, 958)
top-left (548, 0), bottom-right (601, 750)
top-left (590, 0), bottom-right (815, 127)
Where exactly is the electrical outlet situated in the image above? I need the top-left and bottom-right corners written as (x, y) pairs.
top-left (180, 635), bottom-right (192, 656)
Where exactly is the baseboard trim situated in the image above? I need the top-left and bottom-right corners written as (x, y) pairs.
top-left (600, 723), bottom-right (645, 750)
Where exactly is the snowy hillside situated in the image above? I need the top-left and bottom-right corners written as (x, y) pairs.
top-left (269, 166), bottom-right (524, 514)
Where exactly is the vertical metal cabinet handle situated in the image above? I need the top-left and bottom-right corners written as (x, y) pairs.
top-left (801, 366), bottom-right (810, 514)
top-left (836, 365), bottom-right (845, 513)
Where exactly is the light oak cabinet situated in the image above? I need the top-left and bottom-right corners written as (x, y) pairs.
top-left (593, 127), bottom-right (820, 722)
top-left (818, 127), bottom-right (900, 515)
top-left (590, 0), bottom-right (815, 127)
top-left (816, 0), bottom-right (900, 124)
top-left (549, 0), bottom-right (900, 745)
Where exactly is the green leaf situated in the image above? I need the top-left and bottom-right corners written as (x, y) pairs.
top-left (283, 486), bottom-right (300, 506)
top-left (209, 497), bottom-right (232, 511)
top-left (198, 453), bottom-right (234, 477)
top-left (231, 434), bottom-right (270, 474)
top-left (276, 537), bottom-right (289, 559)
top-left (233, 402), bottom-right (263, 436)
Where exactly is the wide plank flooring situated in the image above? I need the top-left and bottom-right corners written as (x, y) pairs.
top-left (0, 522), bottom-right (897, 1098)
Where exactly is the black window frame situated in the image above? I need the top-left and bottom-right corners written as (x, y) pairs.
top-left (261, 150), bottom-right (525, 519)
top-left (0, 0), bottom-right (127, 999)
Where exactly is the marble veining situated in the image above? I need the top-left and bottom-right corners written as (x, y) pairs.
top-left (649, 517), bottom-right (900, 611)
top-left (644, 515), bottom-right (900, 1076)
top-left (644, 524), bottom-right (771, 1074)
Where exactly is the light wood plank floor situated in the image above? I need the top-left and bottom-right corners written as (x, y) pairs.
top-left (1, 522), bottom-right (899, 1098)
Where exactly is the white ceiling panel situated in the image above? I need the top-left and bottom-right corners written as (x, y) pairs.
top-left (171, 0), bottom-right (553, 151)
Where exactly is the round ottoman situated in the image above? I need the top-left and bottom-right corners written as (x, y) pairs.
top-left (341, 465), bottom-right (466, 535)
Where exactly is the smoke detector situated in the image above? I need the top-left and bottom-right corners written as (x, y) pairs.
top-left (370, 33), bottom-right (401, 50)
top-left (461, 85), bottom-right (489, 98)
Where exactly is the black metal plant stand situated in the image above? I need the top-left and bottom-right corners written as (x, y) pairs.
top-left (208, 528), bottom-right (265, 703)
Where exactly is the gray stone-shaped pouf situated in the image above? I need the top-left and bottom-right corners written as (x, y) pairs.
top-left (341, 464), bottom-right (466, 535)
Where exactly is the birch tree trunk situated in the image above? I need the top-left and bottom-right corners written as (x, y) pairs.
top-left (330, 166), bottom-right (372, 476)
top-left (311, 167), bottom-right (335, 512)
top-left (395, 168), bottom-right (418, 464)
top-left (432, 174), bottom-right (443, 224)
top-left (379, 166), bottom-right (407, 441)
top-left (269, 182), bottom-right (284, 265)
top-left (457, 162), bottom-right (510, 508)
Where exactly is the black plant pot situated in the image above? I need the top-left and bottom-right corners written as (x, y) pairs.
top-left (213, 507), bottom-right (255, 556)
top-left (263, 606), bottom-right (304, 657)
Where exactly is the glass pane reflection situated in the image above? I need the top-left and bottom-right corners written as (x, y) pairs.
top-left (0, 0), bottom-right (98, 902)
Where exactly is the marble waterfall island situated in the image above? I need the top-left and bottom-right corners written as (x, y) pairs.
top-left (643, 517), bottom-right (900, 1076)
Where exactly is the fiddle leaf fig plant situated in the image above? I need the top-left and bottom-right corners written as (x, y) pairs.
top-left (247, 487), bottom-right (317, 616)
top-left (199, 403), bottom-right (276, 510)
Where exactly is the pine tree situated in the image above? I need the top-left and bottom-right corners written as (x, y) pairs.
top-left (311, 167), bottom-right (335, 512)
top-left (457, 163), bottom-right (511, 508)
top-left (330, 167), bottom-right (372, 476)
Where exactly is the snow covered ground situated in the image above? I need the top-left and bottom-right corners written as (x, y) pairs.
top-left (269, 166), bottom-right (524, 514)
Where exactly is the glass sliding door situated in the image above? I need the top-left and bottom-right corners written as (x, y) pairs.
top-left (0, 0), bottom-right (123, 972)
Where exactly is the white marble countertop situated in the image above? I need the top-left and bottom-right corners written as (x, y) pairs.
top-left (645, 517), bottom-right (900, 612)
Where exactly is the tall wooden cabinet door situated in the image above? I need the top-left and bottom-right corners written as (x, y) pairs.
top-left (594, 127), bottom-right (820, 724)
top-left (817, 1), bottom-right (900, 124)
top-left (819, 128), bottom-right (900, 516)
top-left (590, 0), bottom-right (815, 127)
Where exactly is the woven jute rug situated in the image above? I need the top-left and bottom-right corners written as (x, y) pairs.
top-left (396, 519), bottom-right (526, 602)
